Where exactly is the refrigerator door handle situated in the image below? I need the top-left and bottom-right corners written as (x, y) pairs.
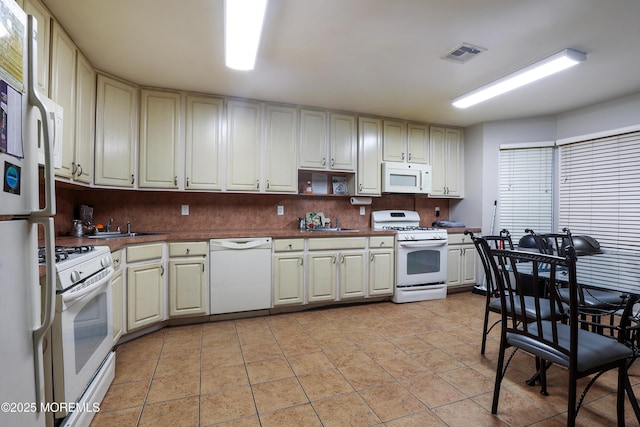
top-left (27, 15), bottom-right (56, 217)
top-left (31, 217), bottom-right (55, 411)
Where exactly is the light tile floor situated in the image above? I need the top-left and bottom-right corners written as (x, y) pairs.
top-left (90, 292), bottom-right (640, 427)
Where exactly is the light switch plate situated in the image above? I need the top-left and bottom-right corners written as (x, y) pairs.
top-left (181, 205), bottom-right (189, 215)
top-left (277, 205), bottom-right (284, 216)
top-left (360, 206), bottom-right (366, 215)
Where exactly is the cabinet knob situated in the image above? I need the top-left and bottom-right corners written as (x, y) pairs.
top-left (76, 163), bottom-right (83, 177)
top-left (174, 176), bottom-right (178, 186)
top-left (72, 162), bottom-right (77, 175)
top-left (331, 158), bottom-right (335, 167)
top-left (266, 180), bottom-right (270, 189)
top-left (322, 157), bottom-right (326, 166)
top-left (402, 152), bottom-right (405, 161)
top-left (186, 177), bottom-right (190, 187)
top-left (186, 248), bottom-right (191, 254)
top-left (131, 174), bottom-right (135, 184)
top-left (408, 153), bottom-right (412, 161)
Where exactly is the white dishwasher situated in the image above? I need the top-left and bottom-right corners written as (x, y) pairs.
top-left (209, 237), bottom-right (273, 314)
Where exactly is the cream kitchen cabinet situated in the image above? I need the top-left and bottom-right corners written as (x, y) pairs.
top-left (264, 104), bottom-right (298, 193)
top-left (126, 243), bottom-right (165, 331)
top-left (447, 232), bottom-right (478, 289)
top-left (226, 99), bottom-right (262, 191)
top-left (185, 95), bottom-right (223, 190)
top-left (298, 110), bottom-right (356, 172)
top-left (95, 74), bottom-right (138, 187)
top-left (72, 52), bottom-right (95, 184)
top-left (368, 236), bottom-right (395, 296)
top-left (273, 239), bottom-right (305, 306)
top-left (383, 121), bottom-right (429, 164)
top-left (357, 116), bottom-right (383, 195)
top-left (111, 249), bottom-right (123, 345)
top-left (139, 89), bottom-right (181, 188)
top-left (307, 237), bottom-right (367, 302)
top-left (24, 0), bottom-right (51, 96)
top-left (168, 242), bottom-right (208, 317)
top-left (430, 126), bottom-right (463, 197)
top-left (50, 21), bottom-right (76, 180)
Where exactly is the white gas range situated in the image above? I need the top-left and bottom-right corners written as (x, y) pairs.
top-left (372, 210), bottom-right (448, 303)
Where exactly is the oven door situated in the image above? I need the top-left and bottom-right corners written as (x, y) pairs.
top-left (397, 240), bottom-right (448, 286)
top-left (52, 267), bottom-right (114, 417)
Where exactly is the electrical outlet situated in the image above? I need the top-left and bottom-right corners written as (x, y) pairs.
top-left (435, 206), bottom-right (440, 217)
top-left (181, 205), bottom-right (189, 216)
top-left (360, 206), bottom-right (366, 216)
top-left (277, 205), bottom-right (284, 216)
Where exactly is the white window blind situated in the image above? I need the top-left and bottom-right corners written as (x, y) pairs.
top-left (559, 131), bottom-right (640, 252)
top-left (499, 147), bottom-right (554, 241)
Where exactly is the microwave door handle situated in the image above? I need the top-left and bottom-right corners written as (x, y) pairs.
top-left (28, 16), bottom-right (56, 217)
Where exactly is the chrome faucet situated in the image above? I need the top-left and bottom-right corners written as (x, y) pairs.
top-left (335, 217), bottom-right (339, 229)
top-left (126, 221), bottom-right (131, 234)
top-left (106, 218), bottom-right (113, 232)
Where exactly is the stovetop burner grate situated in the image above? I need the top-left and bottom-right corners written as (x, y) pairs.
top-left (39, 245), bottom-right (96, 264)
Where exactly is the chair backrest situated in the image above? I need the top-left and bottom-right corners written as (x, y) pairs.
top-left (466, 229), bottom-right (514, 297)
top-left (488, 246), bottom-right (579, 360)
top-left (525, 227), bottom-right (574, 256)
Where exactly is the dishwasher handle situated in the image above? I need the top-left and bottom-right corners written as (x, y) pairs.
top-left (210, 238), bottom-right (272, 250)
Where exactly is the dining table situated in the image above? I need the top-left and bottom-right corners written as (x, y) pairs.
top-left (514, 249), bottom-right (640, 421)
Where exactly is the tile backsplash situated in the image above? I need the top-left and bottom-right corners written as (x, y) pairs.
top-left (54, 184), bottom-right (450, 236)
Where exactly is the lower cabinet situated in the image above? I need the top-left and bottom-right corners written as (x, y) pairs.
top-left (168, 242), bottom-right (208, 317)
top-left (273, 239), bottom-right (305, 306)
top-left (126, 243), bottom-right (165, 331)
top-left (307, 251), bottom-right (338, 302)
top-left (338, 251), bottom-right (367, 299)
top-left (447, 233), bottom-right (478, 289)
top-left (368, 236), bottom-right (395, 296)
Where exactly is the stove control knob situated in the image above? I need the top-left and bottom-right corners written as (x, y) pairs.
top-left (409, 235), bottom-right (416, 240)
top-left (70, 270), bottom-right (82, 283)
top-left (101, 255), bottom-right (113, 268)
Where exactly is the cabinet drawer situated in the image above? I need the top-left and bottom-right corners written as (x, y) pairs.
top-left (126, 243), bottom-right (163, 263)
top-left (448, 233), bottom-right (477, 245)
top-left (370, 236), bottom-right (394, 248)
top-left (111, 249), bottom-right (123, 270)
top-left (274, 239), bottom-right (304, 252)
top-left (169, 241), bottom-right (207, 257)
top-left (307, 237), bottom-right (366, 251)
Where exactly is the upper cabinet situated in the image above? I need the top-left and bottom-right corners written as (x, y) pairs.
top-left (139, 89), bottom-right (181, 188)
top-left (430, 126), bottom-right (463, 197)
top-left (95, 74), bottom-right (138, 187)
top-left (185, 95), bottom-right (223, 191)
top-left (24, 0), bottom-right (51, 96)
top-left (264, 104), bottom-right (298, 193)
top-left (299, 109), bottom-right (356, 172)
top-left (383, 120), bottom-right (429, 164)
top-left (226, 99), bottom-right (262, 191)
top-left (357, 117), bottom-right (382, 196)
top-left (73, 52), bottom-right (95, 184)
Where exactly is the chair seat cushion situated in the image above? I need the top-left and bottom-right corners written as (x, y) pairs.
top-left (507, 321), bottom-right (633, 373)
top-left (557, 287), bottom-right (626, 308)
top-left (489, 296), bottom-right (568, 320)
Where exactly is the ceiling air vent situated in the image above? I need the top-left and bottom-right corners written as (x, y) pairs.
top-left (441, 43), bottom-right (486, 64)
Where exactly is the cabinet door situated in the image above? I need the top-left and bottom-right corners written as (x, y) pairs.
top-left (369, 249), bottom-right (395, 296)
top-left (430, 126), bottom-right (447, 196)
top-left (430, 126), bottom-right (463, 197)
top-left (50, 22), bottom-right (76, 179)
top-left (445, 128), bottom-right (463, 197)
top-left (446, 246), bottom-right (462, 286)
top-left (265, 105), bottom-right (298, 192)
top-left (112, 269), bottom-right (123, 345)
top-left (226, 99), bottom-right (262, 191)
top-left (73, 52), bottom-right (95, 184)
top-left (127, 262), bottom-right (164, 331)
top-left (298, 109), bottom-right (328, 169)
top-left (273, 253), bottom-right (304, 305)
top-left (330, 113), bottom-right (356, 171)
top-left (24, 0), bottom-right (50, 96)
top-left (139, 90), bottom-right (180, 188)
top-left (339, 251), bottom-right (366, 299)
top-left (307, 252), bottom-right (336, 302)
top-left (407, 123), bottom-right (429, 164)
top-left (461, 245), bottom-right (477, 286)
top-left (169, 259), bottom-right (208, 317)
top-left (185, 95), bottom-right (223, 190)
top-left (382, 120), bottom-right (405, 163)
top-left (357, 117), bottom-right (382, 195)
top-left (95, 75), bottom-right (138, 187)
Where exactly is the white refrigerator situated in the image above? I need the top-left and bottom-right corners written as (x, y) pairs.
top-left (0, 0), bottom-right (59, 426)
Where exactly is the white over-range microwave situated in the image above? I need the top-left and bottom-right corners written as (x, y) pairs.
top-left (381, 162), bottom-right (432, 194)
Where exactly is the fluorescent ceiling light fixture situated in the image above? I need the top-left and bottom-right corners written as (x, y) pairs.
top-left (452, 48), bottom-right (586, 109)
top-left (225, 0), bottom-right (268, 70)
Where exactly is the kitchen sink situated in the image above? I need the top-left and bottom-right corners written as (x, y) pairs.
top-left (305, 228), bottom-right (360, 232)
top-left (88, 232), bottom-right (162, 239)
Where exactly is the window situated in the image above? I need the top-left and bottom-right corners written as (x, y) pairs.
top-left (559, 131), bottom-right (640, 251)
top-left (499, 146), bottom-right (554, 241)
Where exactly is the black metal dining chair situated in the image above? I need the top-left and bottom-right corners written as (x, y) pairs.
top-left (488, 246), bottom-right (633, 427)
top-left (467, 230), bottom-right (567, 356)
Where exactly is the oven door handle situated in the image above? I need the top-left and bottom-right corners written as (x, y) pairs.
top-left (398, 240), bottom-right (448, 248)
top-left (62, 267), bottom-right (115, 305)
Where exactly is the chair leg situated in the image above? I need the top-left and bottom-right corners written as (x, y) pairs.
top-left (567, 373), bottom-right (577, 427)
top-left (625, 371), bottom-right (640, 424)
top-left (481, 305), bottom-right (490, 355)
top-left (491, 340), bottom-right (507, 414)
top-left (618, 363), bottom-right (627, 427)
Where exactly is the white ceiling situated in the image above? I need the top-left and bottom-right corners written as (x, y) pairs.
top-left (42, 0), bottom-right (640, 128)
